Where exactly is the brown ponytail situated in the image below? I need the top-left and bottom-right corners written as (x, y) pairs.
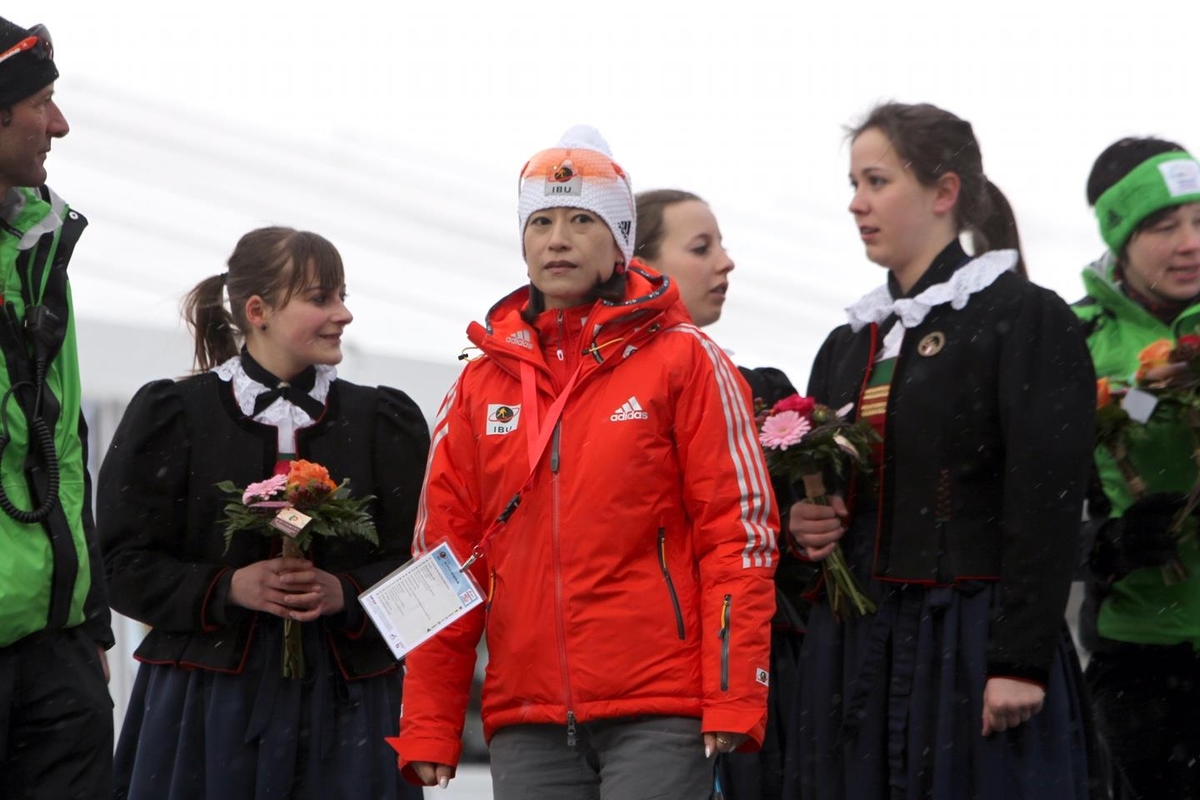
top-left (182, 274), bottom-right (238, 372)
top-left (970, 180), bottom-right (1026, 278)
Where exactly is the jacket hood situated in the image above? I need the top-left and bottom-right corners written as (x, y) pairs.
top-left (1081, 250), bottom-right (1118, 290)
top-left (1, 186), bottom-right (67, 251)
top-left (1078, 250), bottom-right (1161, 331)
top-left (467, 260), bottom-right (692, 364)
top-left (1080, 250), bottom-right (1200, 332)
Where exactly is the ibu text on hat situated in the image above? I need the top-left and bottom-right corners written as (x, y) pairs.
top-left (518, 125), bottom-right (636, 261)
top-left (518, 125), bottom-right (637, 311)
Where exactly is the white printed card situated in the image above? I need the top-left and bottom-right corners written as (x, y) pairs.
top-left (359, 542), bottom-right (484, 660)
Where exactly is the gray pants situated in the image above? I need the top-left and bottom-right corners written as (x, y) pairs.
top-left (489, 715), bottom-right (715, 800)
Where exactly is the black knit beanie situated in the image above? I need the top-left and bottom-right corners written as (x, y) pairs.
top-left (0, 16), bottom-right (58, 108)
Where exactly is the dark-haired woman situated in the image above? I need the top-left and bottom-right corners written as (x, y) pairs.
top-left (1073, 137), bottom-right (1200, 798)
top-left (99, 227), bottom-right (429, 799)
top-left (635, 188), bottom-right (810, 800)
top-left (392, 127), bottom-right (778, 800)
top-left (789, 102), bottom-right (1100, 799)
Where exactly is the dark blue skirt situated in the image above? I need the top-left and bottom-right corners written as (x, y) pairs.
top-left (718, 626), bottom-right (805, 799)
top-left (796, 516), bottom-right (1098, 800)
top-left (113, 616), bottom-right (420, 800)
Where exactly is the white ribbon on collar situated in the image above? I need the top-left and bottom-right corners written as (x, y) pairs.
top-left (845, 250), bottom-right (1018, 361)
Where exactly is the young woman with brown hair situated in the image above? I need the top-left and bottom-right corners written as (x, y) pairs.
top-left (100, 227), bottom-right (429, 799)
top-left (790, 102), bottom-right (1101, 799)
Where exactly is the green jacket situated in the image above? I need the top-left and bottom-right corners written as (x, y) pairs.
top-left (0, 186), bottom-right (109, 649)
top-left (1074, 253), bottom-right (1200, 649)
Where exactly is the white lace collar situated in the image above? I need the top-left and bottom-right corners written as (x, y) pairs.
top-left (212, 356), bottom-right (336, 428)
top-left (846, 249), bottom-right (1018, 333)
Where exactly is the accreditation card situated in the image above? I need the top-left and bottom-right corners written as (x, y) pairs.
top-left (358, 542), bottom-right (484, 660)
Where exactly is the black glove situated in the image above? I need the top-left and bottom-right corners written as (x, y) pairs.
top-left (1092, 492), bottom-right (1184, 579)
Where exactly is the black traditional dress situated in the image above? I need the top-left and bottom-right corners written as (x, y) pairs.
top-left (720, 365), bottom-right (814, 800)
top-left (794, 242), bottom-right (1105, 799)
top-left (100, 354), bottom-right (429, 800)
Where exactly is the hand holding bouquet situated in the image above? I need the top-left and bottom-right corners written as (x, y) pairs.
top-left (218, 460), bottom-right (378, 678)
top-left (1116, 336), bottom-right (1200, 583)
top-left (1094, 376), bottom-right (1187, 583)
top-left (757, 395), bottom-right (880, 617)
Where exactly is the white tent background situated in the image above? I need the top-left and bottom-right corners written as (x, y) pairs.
top-left (33, 0), bottom-right (1200, 395)
top-left (7, 0), bottom-right (1198, 754)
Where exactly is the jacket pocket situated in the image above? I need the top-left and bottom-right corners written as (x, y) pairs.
top-left (657, 528), bottom-right (686, 641)
top-left (719, 594), bottom-right (732, 691)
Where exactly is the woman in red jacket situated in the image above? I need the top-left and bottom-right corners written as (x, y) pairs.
top-left (393, 126), bottom-right (779, 799)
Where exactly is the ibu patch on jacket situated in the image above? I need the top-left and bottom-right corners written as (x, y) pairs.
top-left (486, 403), bottom-right (521, 435)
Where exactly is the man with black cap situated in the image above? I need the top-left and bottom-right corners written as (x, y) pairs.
top-left (0, 15), bottom-right (114, 800)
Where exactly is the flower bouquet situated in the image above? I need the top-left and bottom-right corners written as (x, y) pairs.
top-left (1128, 336), bottom-right (1200, 582)
top-left (1095, 377), bottom-right (1146, 498)
top-left (217, 459), bottom-right (378, 678)
top-left (1094, 376), bottom-right (1186, 582)
top-left (757, 395), bottom-right (880, 617)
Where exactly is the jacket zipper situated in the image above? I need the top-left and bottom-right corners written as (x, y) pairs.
top-left (657, 528), bottom-right (685, 640)
top-left (550, 424), bottom-right (561, 473)
top-left (719, 594), bottom-right (732, 691)
top-left (556, 309), bottom-right (565, 361)
top-left (549, 420), bottom-right (577, 745)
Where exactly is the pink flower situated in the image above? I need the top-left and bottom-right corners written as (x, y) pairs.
top-left (243, 474), bottom-right (287, 505)
top-left (771, 394), bottom-right (816, 419)
top-left (759, 410), bottom-right (812, 451)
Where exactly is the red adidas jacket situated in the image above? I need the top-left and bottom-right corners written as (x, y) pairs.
top-left (394, 265), bottom-right (778, 779)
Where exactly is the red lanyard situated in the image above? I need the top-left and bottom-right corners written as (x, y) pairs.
top-left (461, 360), bottom-right (584, 570)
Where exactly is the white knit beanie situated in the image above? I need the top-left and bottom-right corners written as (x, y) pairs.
top-left (517, 125), bottom-right (636, 267)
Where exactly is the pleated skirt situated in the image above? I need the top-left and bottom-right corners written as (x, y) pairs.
top-left (796, 515), bottom-right (1102, 800)
top-left (113, 616), bottom-right (421, 800)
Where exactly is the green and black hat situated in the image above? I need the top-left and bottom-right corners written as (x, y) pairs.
top-left (1095, 149), bottom-right (1200, 254)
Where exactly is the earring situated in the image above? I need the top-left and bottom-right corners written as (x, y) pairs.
top-left (614, 260), bottom-right (627, 275)
top-left (260, 323), bottom-right (268, 331)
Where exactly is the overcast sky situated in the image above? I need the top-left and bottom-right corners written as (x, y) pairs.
top-left (9, 0), bottom-right (1199, 390)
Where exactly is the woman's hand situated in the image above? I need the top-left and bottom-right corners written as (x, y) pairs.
top-left (703, 731), bottom-right (748, 758)
top-left (788, 495), bottom-right (848, 561)
top-left (277, 564), bottom-right (347, 620)
top-left (229, 558), bottom-right (347, 620)
top-left (981, 676), bottom-right (1045, 736)
top-left (411, 761), bottom-right (454, 789)
top-left (97, 646), bottom-right (110, 684)
top-left (228, 557), bottom-right (312, 617)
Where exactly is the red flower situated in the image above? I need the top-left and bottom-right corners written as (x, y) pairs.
top-left (772, 394), bottom-right (816, 420)
top-left (1179, 334), bottom-right (1200, 349)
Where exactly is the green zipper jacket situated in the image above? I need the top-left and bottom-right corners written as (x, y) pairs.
top-left (1074, 253), bottom-right (1200, 649)
top-left (0, 185), bottom-right (109, 649)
